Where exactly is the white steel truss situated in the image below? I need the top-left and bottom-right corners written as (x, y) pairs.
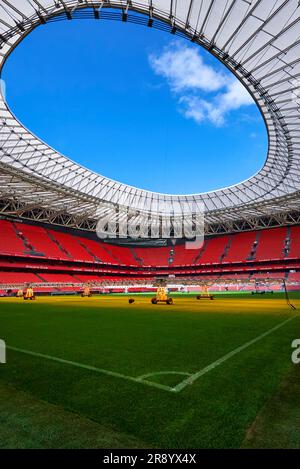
top-left (0, 1), bottom-right (299, 233)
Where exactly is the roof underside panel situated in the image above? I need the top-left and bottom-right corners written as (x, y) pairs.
top-left (0, 0), bottom-right (299, 228)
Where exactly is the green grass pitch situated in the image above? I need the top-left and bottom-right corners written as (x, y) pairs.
top-left (0, 293), bottom-right (299, 448)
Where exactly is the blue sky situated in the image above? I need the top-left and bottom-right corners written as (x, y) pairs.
top-left (2, 17), bottom-right (267, 194)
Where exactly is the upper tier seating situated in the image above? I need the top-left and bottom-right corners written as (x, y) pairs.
top-left (196, 236), bottom-right (230, 264)
top-left (102, 244), bottom-right (139, 266)
top-left (171, 244), bottom-right (200, 266)
top-left (15, 223), bottom-right (67, 259)
top-left (0, 220), bottom-right (299, 270)
top-left (287, 226), bottom-right (300, 259)
top-left (254, 227), bottom-right (287, 261)
top-left (48, 231), bottom-right (94, 262)
top-left (0, 220), bottom-right (26, 256)
top-left (224, 231), bottom-right (256, 263)
top-left (134, 246), bottom-right (171, 266)
top-left (75, 238), bottom-right (119, 264)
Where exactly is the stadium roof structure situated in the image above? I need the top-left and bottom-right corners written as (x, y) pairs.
top-left (0, 0), bottom-right (300, 235)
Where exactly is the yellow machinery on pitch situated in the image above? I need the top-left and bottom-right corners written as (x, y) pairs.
top-left (151, 286), bottom-right (173, 305)
top-left (81, 286), bottom-right (92, 297)
top-left (23, 286), bottom-right (36, 300)
top-left (196, 285), bottom-right (214, 300)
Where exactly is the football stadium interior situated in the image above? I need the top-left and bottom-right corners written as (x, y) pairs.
top-left (0, 0), bottom-right (300, 450)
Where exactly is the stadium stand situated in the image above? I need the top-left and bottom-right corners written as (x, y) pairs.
top-left (2, 220), bottom-right (299, 268)
top-left (104, 244), bottom-right (139, 266)
top-left (287, 226), bottom-right (300, 259)
top-left (74, 237), bottom-right (119, 264)
top-left (134, 246), bottom-right (171, 266)
top-left (0, 272), bottom-right (42, 284)
top-left (14, 223), bottom-right (68, 259)
top-left (75, 275), bottom-right (103, 282)
top-left (172, 244), bottom-right (199, 266)
top-left (195, 235), bottom-right (230, 264)
top-left (39, 273), bottom-right (81, 283)
top-left (252, 272), bottom-right (286, 280)
top-left (0, 220), bottom-right (27, 256)
top-left (224, 231), bottom-right (256, 263)
top-left (0, 220), bottom-right (299, 290)
top-left (48, 231), bottom-right (95, 262)
top-left (254, 227), bottom-right (287, 261)
top-left (288, 272), bottom-right (300, 282)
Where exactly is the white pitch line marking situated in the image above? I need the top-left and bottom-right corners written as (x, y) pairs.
top-left (173, 315), bottom-right (298, 393)
top-left (7, 346), bottom-right (173, 393)
top-left (136, 371), bottom-right (191, 381)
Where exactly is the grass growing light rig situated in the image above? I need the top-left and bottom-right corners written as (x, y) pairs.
top-left (23, 286), bottom-right (36, 301)
top-left (151, 286), bottom-right (173, 305)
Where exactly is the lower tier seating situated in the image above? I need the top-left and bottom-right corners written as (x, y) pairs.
top-left (0, 272), bottom-right (42, 284)
top-left (0, 269), bottom-right (299, 293)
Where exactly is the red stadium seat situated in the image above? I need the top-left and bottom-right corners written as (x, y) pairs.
top-left (196, 236), bottom-right (230, 264)
top-left (48, 231), bottom-right (94, 262)
top-left (254, 227), bottom-right (287, 261)
top-left (15, 223), bottom-right (69, 259)
top-left (0, 220), bottom-right (27, 256)
top-left (287, 226), bottom-right (300, 259)
top-left (0, 272), bottom-right (41, 284)
top-left (134, 246), bottom-right (171, 267)
top-left (224, 231), bottom-right (256, 263)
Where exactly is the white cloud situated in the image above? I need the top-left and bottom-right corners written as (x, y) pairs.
top-left (149, 43), bottom-right (254, 126)
top-left (218, 80), bottom-right (254, 112)
top-left (179, 96), bottom-right (221, 126)
top-left (149, 44), bottom-right (227, 93)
